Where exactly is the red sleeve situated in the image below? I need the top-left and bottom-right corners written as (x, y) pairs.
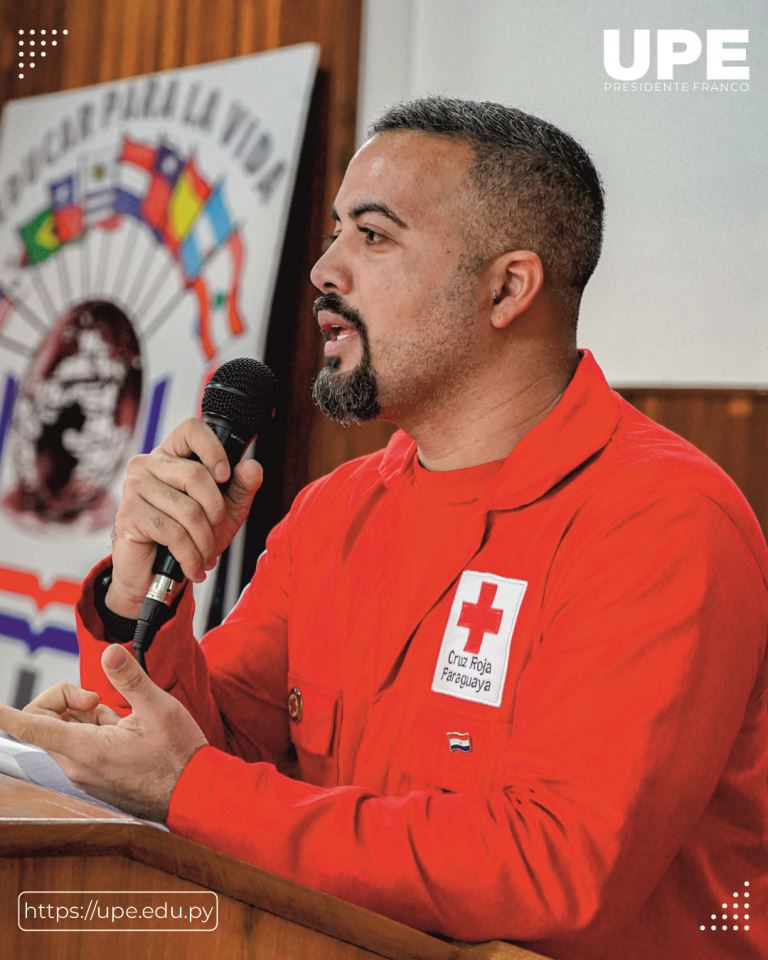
top-left (75, 513), bottom-right (293, 766)
top-left (166, 492), bottom-right (767, 941)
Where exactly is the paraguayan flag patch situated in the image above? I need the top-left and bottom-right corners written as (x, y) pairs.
top-left (447, 731), bottom-right (472, 752)
top-left (432, 570), bottom-right (527, 708)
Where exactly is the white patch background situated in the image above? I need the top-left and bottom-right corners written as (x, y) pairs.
top-left (431, 570), bottom-right (527, 708)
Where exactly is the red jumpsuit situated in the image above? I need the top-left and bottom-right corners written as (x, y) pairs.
top-left (77, 351), bottom-right (768, 959)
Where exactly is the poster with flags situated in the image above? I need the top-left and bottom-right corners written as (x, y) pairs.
top-left (0, 44), bottom-right (318, 708)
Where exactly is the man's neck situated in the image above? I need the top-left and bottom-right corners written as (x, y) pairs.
top-left (405, 351), bottom-right (579, 472)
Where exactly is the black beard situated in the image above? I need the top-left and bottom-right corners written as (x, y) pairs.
top-left (312, 352), bottom-right (380, 425)
top-left (311, 294), bottom-right (380, 425)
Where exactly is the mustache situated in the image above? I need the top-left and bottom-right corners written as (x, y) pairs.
top-left (312, 293), bottom-right (366, 335)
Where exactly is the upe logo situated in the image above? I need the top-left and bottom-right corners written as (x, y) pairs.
top-left (603, 29), bottom-right (749, 81)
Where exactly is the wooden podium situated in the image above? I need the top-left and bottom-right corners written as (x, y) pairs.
top-left (0, 774), bottom-right (551, 960)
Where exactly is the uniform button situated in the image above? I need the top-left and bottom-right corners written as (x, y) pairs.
top-left (287, 687), bottom-right (303, 723)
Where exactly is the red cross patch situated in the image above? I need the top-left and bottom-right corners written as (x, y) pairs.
top-left (431, 571), bottom-right (527, 707)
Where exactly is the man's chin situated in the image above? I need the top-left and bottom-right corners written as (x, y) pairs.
top-left (311, 363), bottom-right (380, 425)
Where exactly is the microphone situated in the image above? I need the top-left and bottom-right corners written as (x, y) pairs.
top-left (132, 358), bottom-right (278, 670)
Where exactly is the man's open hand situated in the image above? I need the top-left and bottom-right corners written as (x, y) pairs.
top-left (0, 644), bottom-right (208, 822)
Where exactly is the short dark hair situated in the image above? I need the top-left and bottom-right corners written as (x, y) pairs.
top-left (369, 97), bottom-right (604, 324)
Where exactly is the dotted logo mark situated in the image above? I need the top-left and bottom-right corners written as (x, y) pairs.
top-left (699, 881), bottom-right (751, 932)
top-left (17, 28), bottom-right (69, 80)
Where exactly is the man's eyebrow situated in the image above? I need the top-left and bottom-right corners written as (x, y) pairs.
top-left (330, 202), bottom-right (408, 229)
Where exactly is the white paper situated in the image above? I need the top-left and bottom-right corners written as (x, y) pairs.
top-left (0, 734), bottom-right (167, 829)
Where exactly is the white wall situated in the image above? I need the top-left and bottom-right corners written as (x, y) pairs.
top-left (358, 0), bottom-right (767, 387)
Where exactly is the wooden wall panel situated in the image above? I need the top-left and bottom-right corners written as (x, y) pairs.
top-left (618, 388), bottom-right (768, 537)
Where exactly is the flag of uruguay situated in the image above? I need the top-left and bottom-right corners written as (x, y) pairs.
top-left (81, 149), bottom-right (116, 227)
top-left (446, 731), bottom-right (472, 752)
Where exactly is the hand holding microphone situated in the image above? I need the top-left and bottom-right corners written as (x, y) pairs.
top-left (106, 358), bottom-right (278, 667)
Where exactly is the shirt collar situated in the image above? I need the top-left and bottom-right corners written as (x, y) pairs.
top-left (378, 350), bottom-right (622, 510)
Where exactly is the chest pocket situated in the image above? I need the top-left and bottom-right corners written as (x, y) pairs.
top-left (286, 672), bottom-right (342, 787)
top-left (391, 704), bottom-right (512, 795)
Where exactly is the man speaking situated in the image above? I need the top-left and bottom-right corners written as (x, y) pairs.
top-left (1, 98), bottom-right (766, 960)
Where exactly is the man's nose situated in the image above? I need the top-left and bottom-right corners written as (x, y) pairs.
top-left (310, 238), bottom-right (352, 294)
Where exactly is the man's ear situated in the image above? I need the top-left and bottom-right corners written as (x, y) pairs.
top-left (488, 250), bottom-right (544, 329)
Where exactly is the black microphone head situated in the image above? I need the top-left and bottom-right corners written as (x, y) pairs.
top-left (201, 358), bottom-right (278, 436)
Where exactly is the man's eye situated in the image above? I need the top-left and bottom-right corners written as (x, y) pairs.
top-left (359, 227), bottom-right (384, 245)
top-left (321, 228), bottom-right (386, 252)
